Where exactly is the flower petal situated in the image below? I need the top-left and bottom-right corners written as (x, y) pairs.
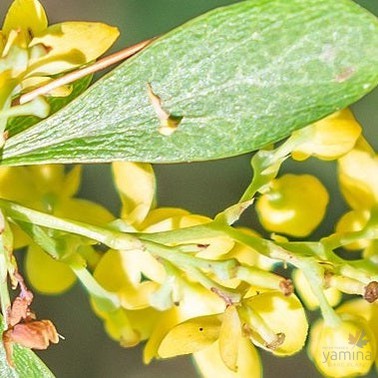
top-left (28, 164), bottom-right (65, 195)
top-left (102, 308), bottom-right (140, 347)
top-left (94, 249), bottom-right (133, 292)
top-left (143, 309), bottom-right (178, 363)
top-left (119, 281), bottom-right (160, 310)
top-left (0, 32), bottom-right (6, 55)
top-left (219, 306), bottom-right (242, 371)
top-left (112, 162), bottom-right (156, 226)
top-left (291, 109), bottom-right (361, 161)
top-left (256, 174), bottom-right (329, 237)
top-left (337, 298), bottom-right (378, 339)
top-left (3, 0), bottom-right (48, 40)
top-left (194, 338), bottom-right (262, 378)
top-left (140, 207), bottom-right (191, 232)
top-left (94, 249), bottom-right (163, 309)
top-left (144, 282), bottom-right (224, 363)
top-left (0, 166), bottom-right (35, 203)
top-left (338, 148), bottom-right (378, 209)
top-left (158, 314), bottom-right (222, 358)
top-left (245, 292), bottom-right (308, 356)
top-left (25, 243), bottom-right (76, 294)
top-left (55, 198), bottom-right (114, 226)
top-left (28, 22), bottom-right (119, 75)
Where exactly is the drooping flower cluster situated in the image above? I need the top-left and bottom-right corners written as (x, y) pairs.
top-left (0, 106), bottom-right (377, 377)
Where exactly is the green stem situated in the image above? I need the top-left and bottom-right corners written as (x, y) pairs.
top-left (236, 266), bottom-right (292, 294)
top-left (239, 136), bottom-right (302, 203)
top-left (142, 240), bottom-right (240, 302)
top-left (0, 211), bottom-right (13, 328)
top-left (0, 199), bottom-right (142, 251)
top-left (142, 239), bottom-right (237, 278)
top-left (296, 260), bottom-right (341, 328)
top-left (71, 266), bottom-right (120, 312)
top-left (0, 259), bottom-right (10, 327)
top-left (327, 274), bottom-right (365, 296)
top-left (321, 209), bottom-right (378, 252)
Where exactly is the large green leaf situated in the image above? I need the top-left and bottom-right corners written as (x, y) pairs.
top-left (0, 319), bottom-right (55, 378)
top-left (2, 0), bottom-right (378, 165)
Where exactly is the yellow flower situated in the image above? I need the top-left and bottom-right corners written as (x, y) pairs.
top-left (156, 291), bottom-right (307, 377)
top-left (0, 0), bottom-right (119, 143)
top-left (308, 314), bottom-right (376, 377)
top-left (337, 299), bottom-right (378, 373)
top-left (256, 174), bottom-right (329, 237)
top-left (0, 164), bottom-right (113, 294)
top-left (338, 145), bottom-right (378, 210)
top-left (291, 109), bottom-right (361, 161)
top-left (1, 0), bottom-right (119, 94)
top-left (293, 269), bottom-right (342, 311)
top-left (112, 161), bottom-right (234, 258)
top-left (194, 339), bottom-right (262, 378)
top-left (90, 304), bottom-right (161, 348)
top-left (337, 140), bottom-right (378, 256)
top-left (335, 209), bottom-right (370, 250)
top-left (143, 281), bottom-right (225, 363)
top-left (91, 162), bottom-right (231, 350)
top-left (93, 248), bottom-right (165, 310)
top-left (241, 291), bottom-right (308, 356)
top-left (158, 305), bottom-right (262, 378)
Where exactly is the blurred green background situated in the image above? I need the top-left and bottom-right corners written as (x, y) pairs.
top-left (1, 0), bottom-right (378, 377)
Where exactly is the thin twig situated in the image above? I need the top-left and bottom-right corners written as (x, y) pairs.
top-left (18, 37), bottom-right (156, 104)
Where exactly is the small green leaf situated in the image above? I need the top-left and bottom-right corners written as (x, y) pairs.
top-left (2, 0), bottom-right (378, 165)
top-left (0, 319), bottom-right (55, 378)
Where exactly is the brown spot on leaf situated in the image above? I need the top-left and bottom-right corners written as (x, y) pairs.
top-left (146, 83), bottom-right (182, 135)
top-left (335, 67), bottom-right (355, 83)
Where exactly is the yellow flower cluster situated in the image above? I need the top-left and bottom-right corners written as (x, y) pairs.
top-left (336, 139), bottom-right (378, 259)
top-left (253, 109), bottom-right (378, 377)
top-left (88, 162), bottom-right (309, 376)
top-left (2, 107), bottom-right (375, 378)
top-left (256, 109), bottom-right (361, 239)
top-left (0, 0), bottom-right (119, 144)
top-left (0, 164), bottom-right (113, 293)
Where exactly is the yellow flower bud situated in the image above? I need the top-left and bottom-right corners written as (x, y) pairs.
top-left (193, 338), bottom-right (262, 378)
top-left (335, 210), bottom-right (370, 250)
top-left (25, 244), bottom-right (76, 294)
top-left (256, 174), bottom-right (329, 237)
top-left (309, 314), bottom-right (376, 377)
top-left (291, 109), bottom-right (361, 161)
top-left (93, 249), bottom-right (165, 310)
top-left (338, 148), bottom-right (378, 209)
top-left (337, 299), bottom-right (378, 344)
